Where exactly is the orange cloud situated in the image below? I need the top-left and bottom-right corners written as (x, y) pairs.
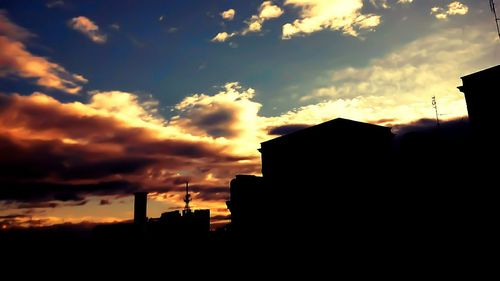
top-left (0, 90), bottom-right (260, 217)
top-left (0, 11), bottom-right (87, 94)
top-left (3, 20), bottom-right (491, 223)
top-left (0, 10), bottom-right (34, 41)
top-left (68, 16), bottom-right (107, 43)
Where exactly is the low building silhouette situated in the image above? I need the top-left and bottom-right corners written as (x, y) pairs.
top-left (94, 189), bottom-right (210, 243)
top-left (226, 175), bottom-right (264, 234)
top-left (148, 209), bottom-right (210, 240)
top-left (227, 118), bottom-right (397, 243)
top-left (260, 118), bottom-right (394, 184)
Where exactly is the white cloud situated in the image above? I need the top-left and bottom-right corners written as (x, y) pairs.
top-left (242, 1), bottom-right (284, 35)
top-left (397, 0), bottom-right (413, 4)
top-left (244, 16), bottom-right (264, 33)
top-left (431, 1), bottom-right (469, 20)
top-left (259, 1), bottom-right (284, 19)
top-left (46, 0), bottom-right (64, 8)
top-left (221, 9), bottom-right (236, 21)
top-left (212, 1), bottom-right (284, 42)
top-left (204, 25), bottom-right (499, 153)
top-left (109, 23), bottom-right (120, 30)
top-left (68, 16), bottom-right (107, 43)
top-left (297, 24), bottom-right (499, 124)
top-left (370, 0), bottom-right (390, 9)
top-left (174, 21), bottom-right (500, 151)
top-left (212, 1), bottom-right (286, 43)
top-left (172, 82), bottom-right (263, 155)
top-left (447, 1), bottom-right (469, 15)
top-left (282, 0), bottom-right (382, 39)
top-left (211, 32), bottom-right (238, 42)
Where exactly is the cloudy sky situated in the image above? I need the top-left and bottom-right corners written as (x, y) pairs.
top-left (1, 0), bottom-right (499, 228)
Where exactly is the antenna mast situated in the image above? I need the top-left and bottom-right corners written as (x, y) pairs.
top-left (490, 0), bottom-right (500, 39)
top-left (432, 96), bottom-right (441, 129)
top-left (183, 181), bottom-right (191, 213)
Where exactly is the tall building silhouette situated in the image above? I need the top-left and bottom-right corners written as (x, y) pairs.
top-left (133, 192), bottom-right (148, 226)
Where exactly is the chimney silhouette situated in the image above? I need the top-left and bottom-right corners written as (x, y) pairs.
top-left (134, 192), bottom-right (148, 225)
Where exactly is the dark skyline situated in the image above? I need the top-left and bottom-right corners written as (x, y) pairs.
top-left (1, 0), bottom-right (500, 229)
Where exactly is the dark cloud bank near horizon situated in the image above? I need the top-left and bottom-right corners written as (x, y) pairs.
top-left (1, 114), bottom-right (471, 206)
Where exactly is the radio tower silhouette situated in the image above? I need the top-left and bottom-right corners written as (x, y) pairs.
top-left (183, 181), bottom-right (192, 214)
top-left (432, 96), bottom-right (441, 130)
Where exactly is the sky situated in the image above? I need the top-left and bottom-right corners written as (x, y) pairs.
top-left (1, 0), bottom-right (500, 228)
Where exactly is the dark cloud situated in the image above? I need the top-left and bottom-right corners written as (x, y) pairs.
top-left (124, 138), bottom-right (229, 159)
top-left (0, 92), bottom-right (255, 207)
top-left (268, 124), bottom-right (310, 136)
top-left (99, 199), bottom-right (110, 205)
top-left (0, 93), bottom-right (138, 140)
top-left (0, 134), bottom-right (157, 181)
top-left (146, 184), bottom-right (229, 202)
top-left (0, 180), bottom-right (139, 203)
top-left (369, 118), bottom-right (396, 125)
top-left (17, 202), bottom-right (59, 209)
top-left (393, 117), bottom-right (470, 136)
top-left (392, 117), bottom-right (473, 165)
top-left (0, 214), bottom-right (28, 219)
top-left (174, 105), bottom-right (239, 138)
top-left (195, 109), bottom-right (235, 137)
top-left (211, 214), bottom-right (230, 222)
top-left (190, 185), bottom-right (228, 201)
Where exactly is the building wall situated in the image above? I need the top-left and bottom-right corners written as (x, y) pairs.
top-left (459, 65), bottom-right (500, 140)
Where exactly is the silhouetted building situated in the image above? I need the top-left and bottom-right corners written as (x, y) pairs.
top-left (226, 175), bottom-right (264, 233)
top-left (225, 63), bottom-right (498, 248)
top-left (227, 118), bottom-right (396, 241)
top-left (134, 192), bottom-right (148, 225)
top-left (161, 209), bottom-right (210, 234)
top-left (161, 210), bottom-right (182, 221)
top-left (459, 64), bottom-right (500, 139)
top-left (260, 118), bottom-right (394, 184)
top-left (95, 191), bottom-right (210, 243)
top-left (149, 209), bottom-right (210, 240)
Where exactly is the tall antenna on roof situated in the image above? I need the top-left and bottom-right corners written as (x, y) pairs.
top-left (432, 96), bottom-right (441, 130)
top-left (183, 181), bottom-right (191, 213)
top-left (490, 0), bottom-right (500, 39)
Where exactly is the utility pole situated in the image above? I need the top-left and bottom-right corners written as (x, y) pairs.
top-left (490, 0), bottom-right (500, 39)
